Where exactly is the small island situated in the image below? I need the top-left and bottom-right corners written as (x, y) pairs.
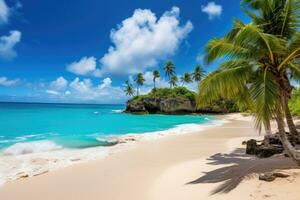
top-left (125, 87), bottom-right (239, 114)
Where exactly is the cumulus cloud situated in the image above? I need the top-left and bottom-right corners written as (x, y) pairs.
top-left (0, 0), bottom-right (9, 24)
top-left (43, 77), bottom-right (126, 103)
top-left (201, 2), bottom-right (222, 20)
top-left (99, 77), bottom-right (112, 89)
top-left (68, 77), bottom-right (125, 102)
top-left (96, 6), bottom-right (193, 76)
top-left (66, 56), bottom-right (97, 76)
top-left (50, 76), bottom-right (68, 91)
top-left (0, 30), bottom-right (22, 59)
top-left (0, 76), bottom-right (19, 86)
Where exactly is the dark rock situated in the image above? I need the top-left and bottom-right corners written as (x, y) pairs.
top-left (256, 145), bottom-right (284, 158)
top-left (125, 100), bottom-right (149, 114)
top-left (273, 172), bottom-right (290, 178)
top-left (259, 173), bottom-right (276, 182)
top-left (126, 97), bottom-right (195, 114)
top-left (259, 172), bottom-right (290, 182)
top-left (245, 132), bottom-right (300, 158)
top-left (246, 139), bottom-right (258, 155)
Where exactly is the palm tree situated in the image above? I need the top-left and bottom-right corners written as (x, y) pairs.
top-left (198, 2), bottom-right (300, 164)
top-left (241, 0), bottom-right (300, 137)
top-left (124, 80), bottom-right (134, 97)
top-left (193, 65), bottom-right (205, 82)
top-left (180, 73), bottom-right (192, 86)
top-left (164, 61), bottom-right (176, 87)
top-left (153, 70), bottom-right (160, 89)
top-left (135, 73), bottom-right (145, 96)
top-left (169, 75), bottom-right (178, 88)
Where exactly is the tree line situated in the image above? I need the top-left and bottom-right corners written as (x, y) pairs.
top-left (124, 62), bottom-right (205, 97)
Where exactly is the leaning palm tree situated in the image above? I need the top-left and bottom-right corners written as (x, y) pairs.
top-left (153, 70), bottom-right (160, 89)
top-left (135, 73), bottom-right (145, 96)
top-left (198, 17), bottom-right (300, 164)
top-left (124, 80), bottom-right (134, 97)
top-left (180, 73), bottom-right (192, 86)
top-left (164, 61), bottom-right (176, 87)
top-left (241, 0), bottom-right (300, 136)
top-left (193, 65), bottom-right (205, 82)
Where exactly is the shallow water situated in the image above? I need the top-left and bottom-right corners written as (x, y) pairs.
top-left (0, 102), bottom-right (213, 154)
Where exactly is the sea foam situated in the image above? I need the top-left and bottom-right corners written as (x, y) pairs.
top-left (3, 140), bottom-right (62, 155)
top-left (112, 109), bottom-right (123, 113)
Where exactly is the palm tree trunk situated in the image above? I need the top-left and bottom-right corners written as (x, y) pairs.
top-left (283, 93), bottom-right (298, 136)
top-left (137, 86), bottom-right (139, 96)
top-left (275, 103), bottom-right (300, 166)
top-left (154, 80), bottom-right (156, 89)
top-left (263, 120), bottom-right (272, 146)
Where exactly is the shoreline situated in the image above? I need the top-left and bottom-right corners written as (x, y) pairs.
top-left (1, 113), bottom-right (299, 200)
top-left (0, 114), bottom-right (224, 186)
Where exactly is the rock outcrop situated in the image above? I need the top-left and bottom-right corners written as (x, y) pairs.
top-left (125, 97), bottom-right (196, 114)
top-left (125, 87), bottom-right (239, 114)
top-left (245, 133), bottom-right (300, 158)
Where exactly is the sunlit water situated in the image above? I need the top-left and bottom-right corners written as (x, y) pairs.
top-left (0, 102), bottom-right (214, 154)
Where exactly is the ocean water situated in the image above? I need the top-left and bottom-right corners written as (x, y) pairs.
top-left (0, 102), bottom-right (214, 154)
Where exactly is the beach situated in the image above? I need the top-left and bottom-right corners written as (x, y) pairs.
top-left (0, 114), bottom-right (298, 200)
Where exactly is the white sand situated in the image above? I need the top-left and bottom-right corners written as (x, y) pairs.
top-left (0, 113), bottom-right (299, 200)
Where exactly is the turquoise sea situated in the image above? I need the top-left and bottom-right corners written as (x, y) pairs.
top-left (0, 102), bottom-right (213, 153)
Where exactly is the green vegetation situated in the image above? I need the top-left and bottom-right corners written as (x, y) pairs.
top-left (180, 73), bottom-right (192, 86)
top-left (131, 87), bottom-right (196, 102)
top-left (169, 75), bottom-right (178, 88)
top-left (199, 98), bottom-right (239, 113)
top-left (153, 70), bottom-right (160, 89)
top-left (193, 65), bottom-right (205, 82)
top-left (198, 0), bottom-right (300, 165)
top-left (164, 61), bottom-right (176, 88)
top-left (128, 86), bottom-right (239, 114)
top-left (135, 73), bottom-right (145, 96)
top-left (289, 88), bottom-right (300, 116)
top-left (124, 81), bottom-right (134, 97)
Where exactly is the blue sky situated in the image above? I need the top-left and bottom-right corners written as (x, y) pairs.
top-left (0, 0), bottom-right (248, 103)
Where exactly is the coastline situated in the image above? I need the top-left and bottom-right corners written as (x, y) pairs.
top-left (1, 113), bottom-right (299, 200)
top-left (0, 114), bottom-right (222, 186)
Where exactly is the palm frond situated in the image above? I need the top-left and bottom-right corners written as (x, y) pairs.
top-left (250, 69), bottom-right (279, 131)
top-left (197, 60), bottom-right (253, 107)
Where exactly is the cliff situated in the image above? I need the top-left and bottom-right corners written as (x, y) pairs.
top-left (125, 87), bottom-right (239, 114)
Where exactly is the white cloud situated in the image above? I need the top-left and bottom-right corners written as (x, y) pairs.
top-left (201, 2), bottom-right (222, 20)
top-left (50, 76), bottom-right (68, 91)
top-left (46, 90), bottom-right (60, 95)
top-left (0, 0), bottom-right (9, 24)
top-left (44, 77), bottom-right (125, 103)
top-left (68, 77), bottom-right (125, 102)
top-left (96, 6), bottom-right (193, 76)
top-left (0, 76), bottom-right (18, 86)
top-left (66, 56), bottom-right (97, 76)
top-left (99, 77), bottom-right (112, 89)
top-left (0, 30), bottom-right (22, 59)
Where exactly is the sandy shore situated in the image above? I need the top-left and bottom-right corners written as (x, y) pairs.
top-left (0, 114), bottom-right (299, 200)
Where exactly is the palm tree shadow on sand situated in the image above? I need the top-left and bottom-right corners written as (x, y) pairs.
top-left (186, 148), bottom-right (299, 195)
